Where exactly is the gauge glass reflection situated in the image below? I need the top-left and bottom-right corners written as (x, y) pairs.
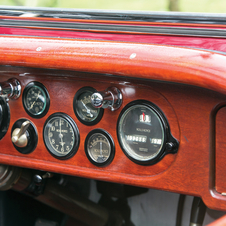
top-left (44, 113), bottom-right (79, 159)
top-left (25, 85), bottom-right (46, 116)
top-left (77, 92), bottom-right (99, 122)
top-left (85, 129), bottom-right (114, 166)
top-left (118, 103), bottom-right (165, 163)
top-left (73, 87), bottom-right (104, 125)
top-left (87, 133), bottom-right (111, 163)
top-left (23, 82), bottom-right (50, 118)
top-left (48, 117), bottom-right (74, 155)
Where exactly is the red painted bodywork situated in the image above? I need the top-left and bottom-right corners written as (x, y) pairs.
top-left (1, 16), bottom-right (226, 52)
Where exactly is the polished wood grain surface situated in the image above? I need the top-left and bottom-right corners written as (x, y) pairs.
top-left (1, 36), bottom-right (226, 97)
top-left (0, 65), bottom-right (225, 211)
top-left (215, 107), bottom-right (226, 194)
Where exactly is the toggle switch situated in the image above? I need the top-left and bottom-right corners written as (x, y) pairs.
top-left (11, 119), bottom-right (38, 154)
top-left (12, 121), bottom-right (30, 148)
top-left (90, 87), bottom-right (122, 111)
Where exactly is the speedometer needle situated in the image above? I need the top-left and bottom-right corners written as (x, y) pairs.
top-left (81, 100), bottom-right (93, 118)
top-left (29, 101), bottom-right (36, 110)
top-left (100, 141), bottom-right (103, 157)
top-left (59, 119), bottom-right (65, 152)
top-left (28, 91), bottom-right (41, 110)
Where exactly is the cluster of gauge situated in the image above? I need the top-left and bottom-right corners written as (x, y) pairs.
top-left (42, 113), bottom-right (114, 166)
top-left (22, 84), bottom-right (103, 124)
top-left (22, 82), bottom-right (178, 166)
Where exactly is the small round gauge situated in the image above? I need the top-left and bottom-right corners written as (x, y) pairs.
top-left (85, 129), bottom-right (114, 166)
top-left (73, 87), bottom-right (104, 125)
top-left (43, 113), bottom-right (80, 159)
top-left (23, 82), bottom-right (50, 118)
top-left (117, 100), bottom-right (178, 165)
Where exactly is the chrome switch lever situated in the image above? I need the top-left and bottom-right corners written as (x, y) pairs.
top-left (12, 121), bottom-right (30, 148)
top-left (0, 78), bottom-right (21, 100)
top-left (90, 87), bottom-right (122, 111)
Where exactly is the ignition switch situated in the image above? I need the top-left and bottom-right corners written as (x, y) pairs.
top-left (90, 87), bottom-right (122, 111)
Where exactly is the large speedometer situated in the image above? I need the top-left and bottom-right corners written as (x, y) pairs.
top-left (117, 100), bottom-right (178, 165)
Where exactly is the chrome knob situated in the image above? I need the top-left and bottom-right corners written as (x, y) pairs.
top-left (91, 87), bottom-right (122, 111)
top-left (91, 92), bottom-right (105, 108)
top-left (0, 78), bottom-right (21, 100)
top-left (12, 121), bottom-right (30, 148)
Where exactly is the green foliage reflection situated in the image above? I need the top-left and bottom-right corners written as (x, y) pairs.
top-left (0, 0), bottom-right (225, 13)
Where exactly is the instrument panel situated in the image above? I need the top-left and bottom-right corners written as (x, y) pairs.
top-left (0, 66), bottom-right (226, 211)
top-left (0, 67), bottom-right (180, 176)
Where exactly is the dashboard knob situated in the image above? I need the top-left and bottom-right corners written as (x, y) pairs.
top-left (0, 78), bottom-right (21, 100)
top-left (90, 87), bottom-right (122, 111)
top-left (11, 119), bottom-right (38, 154)
top-left (12, 121), bottom-right (30, 148)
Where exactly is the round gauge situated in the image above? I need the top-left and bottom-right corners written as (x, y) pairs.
top-left (43, 113), bottom-right (80, 159)
top-left (117, 100), bottom-right (178, 165)
top-left (23, 82), bottom-right (50, 118)
top-left (73, 87), bottom-right (104, 125)
top-left (85, 129), bottom-right (114, 166)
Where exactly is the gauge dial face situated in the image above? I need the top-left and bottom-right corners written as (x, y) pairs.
top-left (118, 101), bottom-right (166, 165)
top-left (73, 87), bottom-right (104, 125)
top-left (43, 113), bottom-right (79, 159)
top-left (23, 82), bottom-right (50, 118)
top-left (85, 129), bottom-right (114, 166)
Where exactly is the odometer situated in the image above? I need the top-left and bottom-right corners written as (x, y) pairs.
top-left (117, 100), bottom-right (178, 165)
top-left (43, 113), bottom-right (79, 159)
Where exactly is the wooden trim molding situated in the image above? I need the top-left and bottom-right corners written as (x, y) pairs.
top-left (0, 36), bottom-right (226, 96)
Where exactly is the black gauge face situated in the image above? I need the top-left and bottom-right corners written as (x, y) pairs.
top-left (85, 129), bottom-right (114, 166)
top-left (43, 113), bottom-right (79, 159)
top-left (118, 101), bottom-right (168, 165)
top-left (73, 87), bottom-right (104, 125)
top-left (23, 82), bottom-right (50, 118)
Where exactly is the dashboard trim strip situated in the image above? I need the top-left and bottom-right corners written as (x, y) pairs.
top-left (1, 36), bottom-right (226, 95)
top-left (1, 19), bottom-right (226, 38)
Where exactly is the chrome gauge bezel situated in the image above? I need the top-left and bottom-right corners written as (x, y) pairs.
top-left (43, 113), bottom-right (80, 160)
top-left (23, 81), bottom-right (50, 118)
top-left (85, 129), bottom-right (115, 166)
top-left (73, 87), bottom-right (104, 126)
top-left (117, 100), bottom-right (178, 165)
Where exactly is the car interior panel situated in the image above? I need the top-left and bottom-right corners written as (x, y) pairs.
top-left (0, 7), bottom-right (226, 226)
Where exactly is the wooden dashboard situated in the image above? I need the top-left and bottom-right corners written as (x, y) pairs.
top-left (1, 10), bottom-right (226, 214)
